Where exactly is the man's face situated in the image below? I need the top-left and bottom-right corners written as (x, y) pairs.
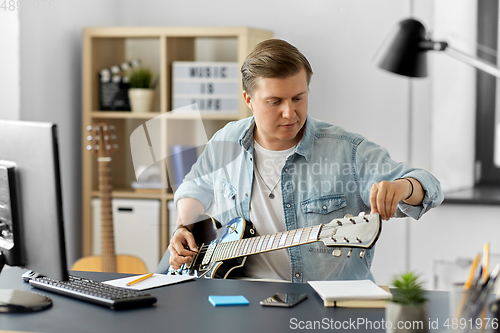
top-left (243, 68), bottom-right (308, 151)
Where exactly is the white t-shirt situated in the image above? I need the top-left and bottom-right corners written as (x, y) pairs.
top-left (245, 141), bottom-right (295, 281)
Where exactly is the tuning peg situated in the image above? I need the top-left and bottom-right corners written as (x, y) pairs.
top-left (87, 135), bottom-right (92, 141)
top-left (87, 125), bottom-right (92, 131)
top-left (359, 249), bottom-right (366, 258)
top-left (347, 248), bottom-right (353, 258)
top-left (86, 145), bottom-right (92, 151)
top-left (344, 214), bottom-right (353, 218)
top-left (111, 135), bottom-right (117, 140)
top-left (332, 248), bottom-right (342, 257)
top-left (106, 144), bottom-right (111, 150)
top-left (358, 211), bottom-right (366, 216)
top-left (109, 125), bottom-right (116, 131)
top-left (113, 144), bottom-right (119, 149)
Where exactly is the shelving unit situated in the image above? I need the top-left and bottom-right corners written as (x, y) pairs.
top-left (81, 27), bottom-right (273, 263)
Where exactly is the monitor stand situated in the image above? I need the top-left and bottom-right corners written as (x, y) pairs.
top-left (0, 252), bottom-right (53, 313)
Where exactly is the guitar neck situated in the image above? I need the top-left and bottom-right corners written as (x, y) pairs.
top-left (98, 158), bottom-right (117, 272)
top-left (211, 225), bottom-right (323, 262)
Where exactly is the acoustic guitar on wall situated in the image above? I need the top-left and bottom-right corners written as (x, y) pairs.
top-left (72, 122), bottom-right (148, 274)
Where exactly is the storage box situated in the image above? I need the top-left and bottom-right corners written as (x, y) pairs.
top-left (92, 198), bottom-right (160, 272)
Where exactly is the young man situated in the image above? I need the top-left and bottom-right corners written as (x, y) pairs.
top-left (162, 39), bottom-right (443, 282)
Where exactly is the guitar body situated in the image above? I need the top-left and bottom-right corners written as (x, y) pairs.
top-left (184, 217), bottom-right (256, 279)
top-left (72, 255), bottom-right (147, 274)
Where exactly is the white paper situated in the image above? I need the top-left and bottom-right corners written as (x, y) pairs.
top-left (308, 279), bottom-right (392, 301)
top-left (103, 273), bottom-right (196, 291)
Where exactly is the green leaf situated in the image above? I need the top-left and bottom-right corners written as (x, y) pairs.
top-left (390, 271), bottom-right (426, 305)
top-left (128, 67), bottom-right (157, 89)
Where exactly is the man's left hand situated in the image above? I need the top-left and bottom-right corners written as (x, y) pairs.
top-left (369, 179), bottom-right (413, 221)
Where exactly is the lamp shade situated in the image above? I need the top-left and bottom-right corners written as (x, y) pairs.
top-left (377, 18), bottom-right (429, 78)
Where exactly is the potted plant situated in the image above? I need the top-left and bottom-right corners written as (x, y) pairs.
top-left (127, 67), bottom-right (158, 112)
top-left (386, 272), bottom-right (428, 333)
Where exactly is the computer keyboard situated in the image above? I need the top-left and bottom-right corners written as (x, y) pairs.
top-left (28, 274), bottom-right (157, 310)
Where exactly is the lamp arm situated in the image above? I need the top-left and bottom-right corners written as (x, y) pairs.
top-left (419, 40), bottom-right (500, 78)
top-left (444, 45), bottom-right (500, 79)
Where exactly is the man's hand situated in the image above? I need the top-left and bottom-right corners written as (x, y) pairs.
top-left (168, 226), bottom-right (198, 269)
top-left (370, 178), bottom-right (417, 221)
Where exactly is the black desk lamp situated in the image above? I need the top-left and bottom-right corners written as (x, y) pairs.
top-left (376, 18), bottom-right (500, 79)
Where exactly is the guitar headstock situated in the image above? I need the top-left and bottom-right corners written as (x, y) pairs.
top-left (318, 212), bottom-right (382, 257)
top-left (86, 122), bottom-right (118, 158)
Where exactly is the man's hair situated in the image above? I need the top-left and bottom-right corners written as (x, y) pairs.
top-left (241, 39), bottom-right (313, 96)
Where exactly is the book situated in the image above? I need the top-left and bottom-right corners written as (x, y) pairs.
top-left (308, 280), bottom-right (392, 308)
top-left (323, 286), bottom-right (391, 308)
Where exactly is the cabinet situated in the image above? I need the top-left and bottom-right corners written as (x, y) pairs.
top-left (81, 27), bottom-right (274, 262)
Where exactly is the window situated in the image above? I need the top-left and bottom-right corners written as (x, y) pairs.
top-left (476, 0), bottom-right (500, 185)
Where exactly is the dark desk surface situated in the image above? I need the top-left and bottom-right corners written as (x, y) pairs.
top-left (0, 267), bottom-right (482, 333)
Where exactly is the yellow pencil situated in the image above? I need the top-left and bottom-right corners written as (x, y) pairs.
top-left (455, 253), bottom-right (481, 319)
top-left (464, 253), bottom-right (481, 290)
top-left (482, 243), bottom-right (490, 282)
top-left (126, 273), bottom-right (154, 286)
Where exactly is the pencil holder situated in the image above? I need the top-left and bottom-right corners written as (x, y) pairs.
top-left (489, 299), bottom-right (500, 333)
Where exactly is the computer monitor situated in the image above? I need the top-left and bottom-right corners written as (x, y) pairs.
top-left (0, 120), bottom-right (69, 312)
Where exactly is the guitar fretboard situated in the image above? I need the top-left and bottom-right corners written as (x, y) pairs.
top-left (98, 158), bottom-right (117, 273)
top-left (211, 225), bottom-right (322, 262)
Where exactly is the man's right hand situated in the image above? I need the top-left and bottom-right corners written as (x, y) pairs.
top-left (168, 226), bottom-right (199, 269)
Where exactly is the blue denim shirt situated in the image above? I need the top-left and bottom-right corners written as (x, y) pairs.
top-left (169, 115), bottom-right (443, 283)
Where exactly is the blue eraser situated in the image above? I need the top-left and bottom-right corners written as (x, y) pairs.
top-left (208, 295), bottom-right (249, 306)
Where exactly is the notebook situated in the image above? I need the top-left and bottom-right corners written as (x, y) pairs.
top-left (308, 280), bottom-right (392, 308)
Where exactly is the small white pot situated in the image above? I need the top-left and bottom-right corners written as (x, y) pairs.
top-left (128, 88), bottom-right (155, 113)
top-left (385, 302), bottom-right (428, 333)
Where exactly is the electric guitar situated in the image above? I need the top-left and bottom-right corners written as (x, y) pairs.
top-left (72, 122), bottom-right (147, 274)
top-left (170, 212), bottom-right (382, 279)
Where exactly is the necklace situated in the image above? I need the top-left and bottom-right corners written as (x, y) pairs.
top-left (254, 163), bottom-right (280, 199)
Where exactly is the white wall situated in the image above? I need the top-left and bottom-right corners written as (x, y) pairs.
top-left (0, 9), bottom-right (20, 120)
top-left (19, 0), bottom-right (120, 266)
top-left (407, 0), bottom-right (479, 289)
top-left (118, 0), bottom-right (414, 164)
top-left (431, 0), bottom-right (477, 192)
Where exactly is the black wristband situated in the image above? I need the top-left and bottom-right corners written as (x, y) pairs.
top-left (401, 178), bottom-right (413, 200)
